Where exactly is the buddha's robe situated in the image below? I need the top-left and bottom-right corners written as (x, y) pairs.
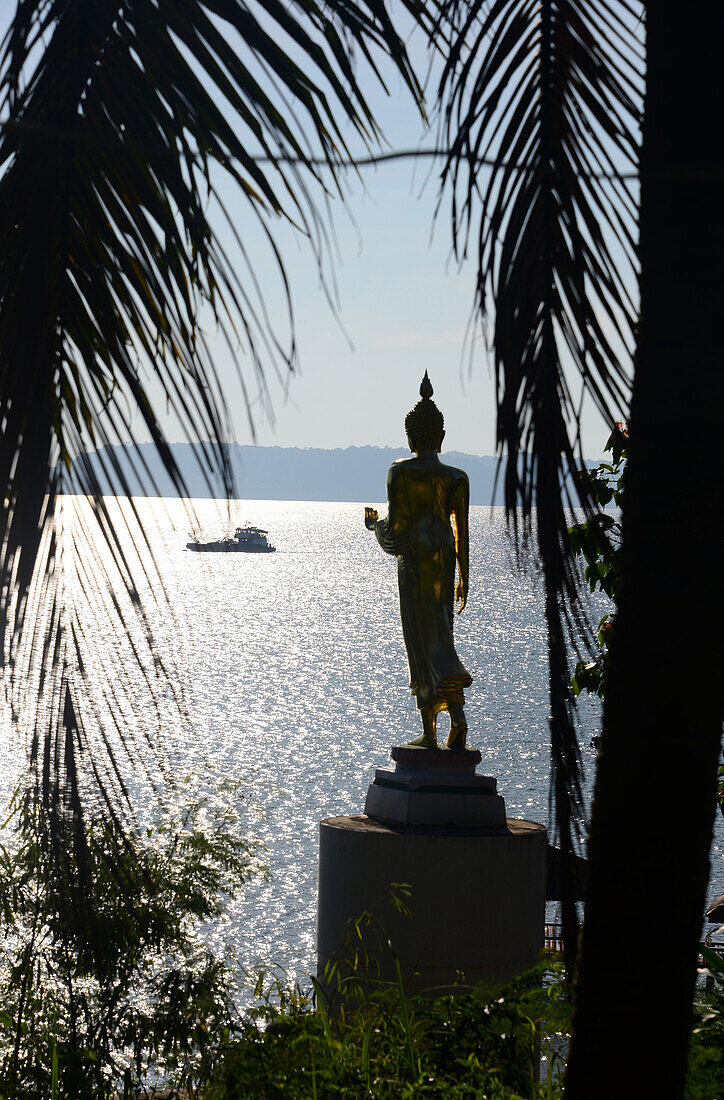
top-left (374, 454), bottom-right (472, 710)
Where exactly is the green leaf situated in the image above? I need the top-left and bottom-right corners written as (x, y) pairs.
top-left (699, 945), bottom-right (724, 975)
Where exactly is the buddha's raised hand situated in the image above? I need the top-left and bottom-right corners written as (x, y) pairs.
top-left (364, 507), bottom-right (379, 530)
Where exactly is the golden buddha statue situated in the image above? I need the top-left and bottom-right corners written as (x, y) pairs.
top-left (365, 373), bottom-right (472, 749)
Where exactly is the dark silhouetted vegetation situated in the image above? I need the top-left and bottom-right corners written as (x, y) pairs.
top-left (1, 2), bottom-right (722, 1097)
top-left (0, 778), bottom-right (261, 1097)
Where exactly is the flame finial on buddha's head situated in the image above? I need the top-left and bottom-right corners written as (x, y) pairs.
top-left (405, 371), bottom-right (444, 452)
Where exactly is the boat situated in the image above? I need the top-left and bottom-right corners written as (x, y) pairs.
top-left (185, 524), bottom-right (276, 553)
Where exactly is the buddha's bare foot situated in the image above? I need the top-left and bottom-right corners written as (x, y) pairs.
top-left (446, 725), bottom-right (468, 750)
top-left (447, 703), bottom-right (468, 749)
top-left (407, 731), bottom-right (437, 748)
top-left (409, 707), bottom-right (437, 747)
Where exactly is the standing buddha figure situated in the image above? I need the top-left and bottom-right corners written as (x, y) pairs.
top-left (365, 373), bottom-right (473, 748)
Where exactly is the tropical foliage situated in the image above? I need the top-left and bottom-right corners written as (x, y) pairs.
top-left (566, 8), bottom-right (723, 1095)
top-left (207, 952), bottom-right (724, 1100)
top-left (204, 944), bottom-right (724, 1100)
top-left (568, 429), bottom-right (724, 828)
top-left (433, 0), bottom-right (643, 966)
top-left (568, 422), bottom-right (627, 700)
top-left (207, 961), bottom-right (569, 1100)
top-left (0, 0), bottom-right (424, 934)
top-left (0, 776), bottom-right (261, 1097)
top-left (0, 2), bottom-right (424, 1093)
top-left (1, 1), bottom-right (723, 1098)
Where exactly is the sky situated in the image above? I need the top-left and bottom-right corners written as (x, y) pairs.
top-left (194, 45), bottom-right (632, 461)
top-left (214, 147), bottom-right (507, 456)
top-left (0, 0), bottom-right (637, 460)
top-left (204, 54), bottom-right (634, 459)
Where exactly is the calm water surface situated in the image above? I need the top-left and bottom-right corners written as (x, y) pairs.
top-left (1, 498), bottom-right (722, 988)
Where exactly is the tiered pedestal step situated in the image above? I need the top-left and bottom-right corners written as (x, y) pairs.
top-left (364, 745), bottom-right (507, 829)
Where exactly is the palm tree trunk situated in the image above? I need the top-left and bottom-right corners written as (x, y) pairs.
top-left (567, 7), bottom-right (724, 1097)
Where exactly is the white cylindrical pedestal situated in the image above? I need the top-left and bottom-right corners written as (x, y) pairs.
top-left (317, 814), bottom-right (547, 997)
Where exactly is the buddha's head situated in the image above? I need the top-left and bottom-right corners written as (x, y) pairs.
top-left (405, 372), bottom-right (445, 453)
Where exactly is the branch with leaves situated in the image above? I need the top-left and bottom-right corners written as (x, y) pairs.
top-left (568, 423), bottom-right (627, 700)
top-left (433, 0), bottom-right (644, 967)
top-left (0, 0), bottom-right (425, 950)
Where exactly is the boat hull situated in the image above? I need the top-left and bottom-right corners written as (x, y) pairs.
top-left (186, 542), bottom-right (275, 552)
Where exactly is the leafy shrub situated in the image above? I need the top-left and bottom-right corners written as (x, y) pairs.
top-left (206, 938), bottom-right (724, 1100)
top-left (685, 946), bottom-right (724, 1100)
top-left (0, 777), bottom-right (263, 1099)
top-left (206, 958), bottom-right (570, 1100)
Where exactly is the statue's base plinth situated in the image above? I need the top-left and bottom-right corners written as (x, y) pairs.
top-left (317, 814), bottom-right (547, 998)
top-left (364, 744), bottom-right (507, 829)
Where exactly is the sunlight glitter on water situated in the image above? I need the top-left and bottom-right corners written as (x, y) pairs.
top-left (1, 497), bottom-right (721, 991)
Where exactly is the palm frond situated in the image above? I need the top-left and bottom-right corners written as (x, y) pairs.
top-left (0, 0), bottom-right (425, 940)
top-left (434, 0), bottom-right (644, 965)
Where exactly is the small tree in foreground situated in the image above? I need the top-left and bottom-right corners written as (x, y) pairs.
top-left (0, 777), bottom-right (262, 1098)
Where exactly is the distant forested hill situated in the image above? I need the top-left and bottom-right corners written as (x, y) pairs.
top-left (66, 442), bottom-right (515, 505)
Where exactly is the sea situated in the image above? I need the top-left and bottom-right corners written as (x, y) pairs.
top-left (1, 497), bottom-right (722, 992)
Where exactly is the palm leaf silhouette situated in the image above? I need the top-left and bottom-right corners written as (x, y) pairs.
top-left (434, 0), bottom-right (644, 965)
top-left (0, 0), bottom-right (424, 941)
